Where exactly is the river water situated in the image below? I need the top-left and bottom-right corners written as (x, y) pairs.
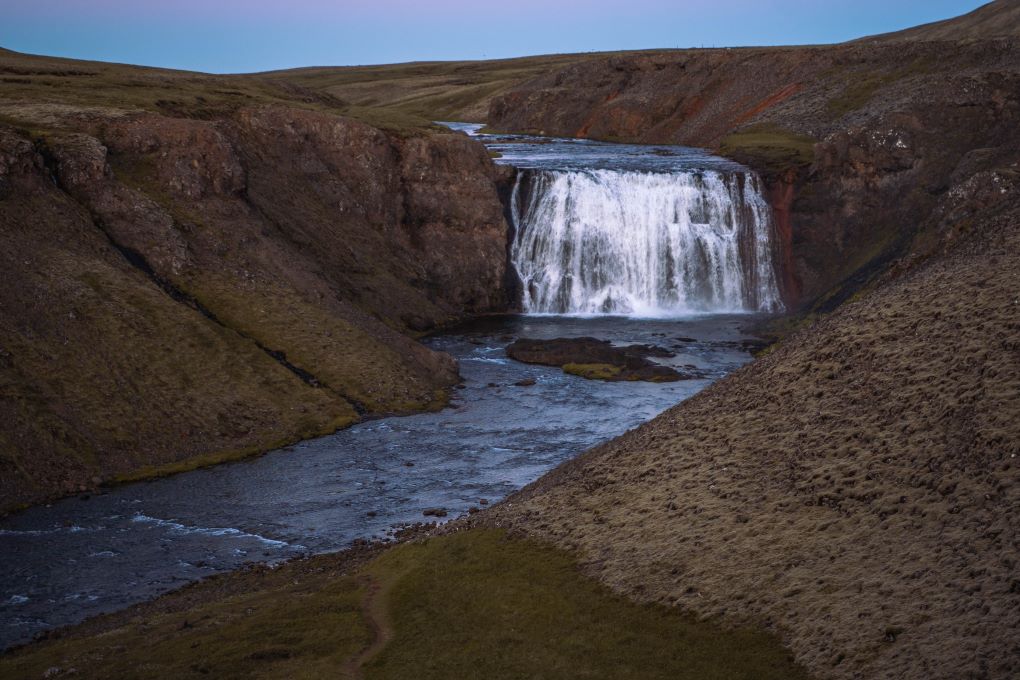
top-left (0, 126), bottom-right (779, 650)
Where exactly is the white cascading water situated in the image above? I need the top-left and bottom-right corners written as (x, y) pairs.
top-left (509, 169), bottom-right (784, 316)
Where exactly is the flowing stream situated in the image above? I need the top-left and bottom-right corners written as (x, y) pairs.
top-left (0, 125), bottom-right (783, 650)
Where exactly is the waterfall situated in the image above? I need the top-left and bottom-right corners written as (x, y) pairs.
top-left (509, 169), bottom-right (784, 316)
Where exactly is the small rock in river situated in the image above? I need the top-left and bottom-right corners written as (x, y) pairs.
top-left (479, 498), bottom-right (489, 505)
top-left (423, 508), bottom-right (448, 517)
top-left (514, 378), bottom-right (537, 387)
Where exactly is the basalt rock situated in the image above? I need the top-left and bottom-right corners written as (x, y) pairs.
top-left (506, 337), bottom-right (688, 382)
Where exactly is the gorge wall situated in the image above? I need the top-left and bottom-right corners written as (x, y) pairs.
top-left (488, 38), bottom-right (1020, 312)
top-left (0, 105), bottom-right (510, 511)
top-left (476, 14), bottom-right (1020, 679)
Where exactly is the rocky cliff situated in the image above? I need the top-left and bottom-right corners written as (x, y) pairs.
top-left (488, 38), bottom-right (1020, 311)
top-left (0, 102), bottom-right (510, 511)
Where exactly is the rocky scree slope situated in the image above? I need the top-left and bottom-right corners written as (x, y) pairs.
top-left (0, 104), bottom-right (510, 512)
top-left (487, 37), bottom-right (1020, 314)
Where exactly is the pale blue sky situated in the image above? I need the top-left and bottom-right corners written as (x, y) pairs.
top-left (1, 0), bottom-right (991, 73)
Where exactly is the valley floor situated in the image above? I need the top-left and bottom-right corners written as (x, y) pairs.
top-left (0, 529), bottom-right (809, 680)
top-left (5, 183), bottom-right (1017, 680)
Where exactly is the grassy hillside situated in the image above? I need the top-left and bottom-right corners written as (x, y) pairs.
top-left (256, 53), bottom-right (594, 124)
top-left (487, 193), bottom-right (1020, 678)
top-left (857, 0), bottom-right (1020, 42)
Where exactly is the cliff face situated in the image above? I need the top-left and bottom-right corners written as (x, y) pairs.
top-left (0, 106), bottom-right (510, 510)
top-left (488, 39), bottom-right (1020, 310)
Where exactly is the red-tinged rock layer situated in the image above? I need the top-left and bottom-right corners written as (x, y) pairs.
top-left (488, 39), bottom-right (1020, 311)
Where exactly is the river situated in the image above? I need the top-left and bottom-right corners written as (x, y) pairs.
top-left (0, 125), bottom-right (781, 650)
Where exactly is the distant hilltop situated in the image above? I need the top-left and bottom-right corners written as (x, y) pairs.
top-left (856, 0), bottom-right (1020, 42)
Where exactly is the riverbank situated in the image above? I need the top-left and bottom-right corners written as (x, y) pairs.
top-left (480, 200), bottom-right (1020, 679)
top-left (0, 314), bottom-right (761, 650)
top-left (0, 48), bottom-right (513, 512)
top-left (0, 528), bottom-right (811, 679)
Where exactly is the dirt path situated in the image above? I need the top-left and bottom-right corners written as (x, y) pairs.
top-left (342, 575), bottom-right (394, 679)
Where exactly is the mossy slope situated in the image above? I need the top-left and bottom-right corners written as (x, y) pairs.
top-left (0, 530), bottom-right (810, 680)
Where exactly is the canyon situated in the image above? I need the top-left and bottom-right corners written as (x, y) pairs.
top-left (1, 1), bottom-right (1019, 678)
top-left (0, 69), bottom-right (511, 510)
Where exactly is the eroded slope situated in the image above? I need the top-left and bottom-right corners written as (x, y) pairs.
top-left (485, 186), bottom-right (1020, 678)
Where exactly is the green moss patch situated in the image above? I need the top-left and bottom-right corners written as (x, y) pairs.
top-left (563, 362), bottom-right (624, 380)
top-left (825, 57), bottom-right (936, 120)
top-left (0, 569), bottom-right (370, 680)
top-left (718, 124), bottom-right (816, 173)
top-left (2, 529), bottom-right (811, 679)
top-left (366, 530), bottom-right (810, 680)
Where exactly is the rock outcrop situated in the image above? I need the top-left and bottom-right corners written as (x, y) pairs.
top-left (506, 337), bottom-right (687, 382)
top-left (0, 105), bottom-right (510, 510)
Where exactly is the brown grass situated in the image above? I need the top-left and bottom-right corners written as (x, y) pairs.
top-left (486, 206), bottom-right (1020, 679)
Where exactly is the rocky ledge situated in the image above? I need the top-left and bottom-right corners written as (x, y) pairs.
top-left (506, 337), bottom-right (691, 382)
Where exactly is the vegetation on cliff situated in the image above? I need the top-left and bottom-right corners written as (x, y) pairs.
top-left (3, 4), bottom-right (1019, 679)
top-left (0, 51), bottom-right (511, 511)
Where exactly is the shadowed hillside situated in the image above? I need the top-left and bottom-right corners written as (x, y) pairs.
top-left (0, 49), bottom-right (512, 510)
top-left (256, 54), bottom-right (594, 124)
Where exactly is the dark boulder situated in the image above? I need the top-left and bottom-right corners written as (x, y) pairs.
top-left (506, 337), bottom-right (694, 382)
